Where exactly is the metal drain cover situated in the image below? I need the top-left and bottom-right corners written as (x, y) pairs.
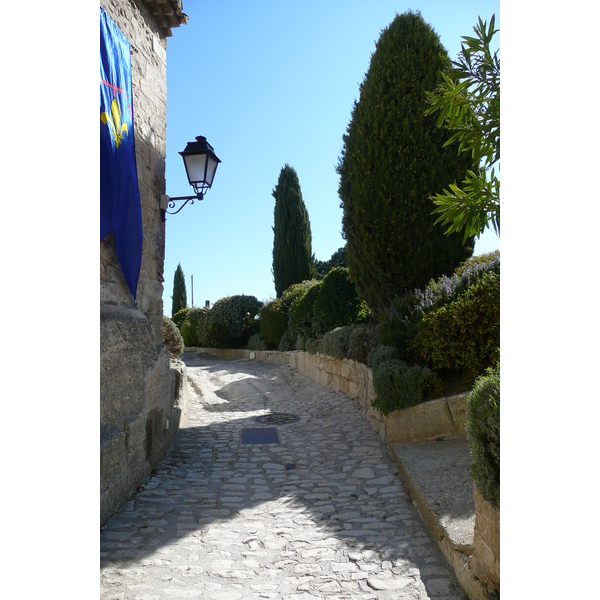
top-left (255, 413), bottom-right (299, 425)
top-left (241, 427), bottom-right (280, 445)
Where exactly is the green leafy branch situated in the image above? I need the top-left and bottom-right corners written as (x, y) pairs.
top-left (425, 15), bottom-right (500, 241)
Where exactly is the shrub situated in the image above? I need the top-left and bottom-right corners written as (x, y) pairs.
top-left (194, 307), bottom-right (214, 347)
top-left (282, 279), bottom-right (320, 308)
top-left (312, 267), bottom-right (370, 337)
top-left (180, 307), bottom-right (210, 347)
top-left (247, 333), bottom-right (267, 351)
top-left (208, 295), bottom-right (263, 348)
top-left (259, 297), bottom-right (289, 349)
top-left (305, 338), bottom-right (320, 354)
top-left (162, 316), bottom-right (184, 357)
top-left (467, 363), bottom-right (500, 506)
top-left (409, 270), bottom-right (500, 384)
top-left (319, 326), bottom-right (354, 359)
top-left (372, 359), bottom-right (439, 415)
top-left (295, 335), bottom-right (306, 351)
top-left (368, 345), bottom-right (400, 371)
top-left (172, 307), bottom-right (190, 331)
top-left (288, 281), bottom-right (322, 339)
top-left (347, 323), bottom-right (380, 365)
top-left (454, 251), bottom-right (499, 280)
top-left (378, 251), bottom-right (500, 356)
top-left (277, 329), bottom-right (295, 351)
top-left (418, 251), bottom-right (500, 315)
top-left (337, 10), bottom-right (474, 312)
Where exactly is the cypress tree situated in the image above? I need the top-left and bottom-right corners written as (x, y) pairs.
top-left (337, 10), bottom-right (474, 312)
top-left (171, 263), bottom-right (187, 317)
top-left (272, 164), bottom-right (313, 297)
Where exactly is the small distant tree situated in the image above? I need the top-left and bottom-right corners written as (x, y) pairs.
top-left (272, 165), bottom-right (313, 297)
top-left (171, 263), bottom-right (187, 317)
top-left (425, 15), bottom-right (500, 241)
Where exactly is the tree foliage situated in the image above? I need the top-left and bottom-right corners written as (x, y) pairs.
top-left (425, 15), bottom-right (500, 240)
top-left (272, 165), bottom-right (313, 297)
top-left (314, 246), bottom-right (347, 279)
top-left (337, 10), bottom-right (474, 312)
top-left (171, 263), bottom-right (187, 317)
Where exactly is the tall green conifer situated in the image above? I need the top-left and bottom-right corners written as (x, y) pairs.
top-left (272, 165), bottom-right (313, 297)
top-left (171, 263), bottom-right (187, 317)
top-left (337, 10), bottom-right (474, 312)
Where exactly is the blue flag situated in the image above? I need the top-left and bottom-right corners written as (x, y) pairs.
top-left (100, 8), bottom-right (143, 302)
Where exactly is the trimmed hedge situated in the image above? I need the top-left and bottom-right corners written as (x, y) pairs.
top-left (319, 326), bottom-right (354, 359)
top-left (305, 338), bottom-right (320, 354)
top-left (162, 316), bottom-right (184, 357)
top-left (372, 359), bottom-right (439, 415)
top-left (467, 363), bottom-right (500, 506)
top-left (312, 267), bottom-right (370, 336)
top-left (259, 280), bottom-right (321, 349)
top-left (180, 307), bottom-right (210, 347)
top-left (277, 329), bottom-right (296, 352)
top-left (259, 298), bottom-right (288, 349)
top-left (172, 307), bottom-right (191, 330)
top-left (288, 281), bottom-right (322, 340)
top-left (368, 345), bottom-right (399, 370)
top-left (247, 333), bottom-right (267, 351)
top-left (347, 324), bottom-right (380, 365)
top-left (180, 296), bottom-right (263, 349)
top-left (194, 307), bottom-right (214, 347)
top-left (207, 295), bottom-right (263, 349)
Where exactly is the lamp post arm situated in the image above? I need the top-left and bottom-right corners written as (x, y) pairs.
top-left (160, 192), bottom-right (204, 220)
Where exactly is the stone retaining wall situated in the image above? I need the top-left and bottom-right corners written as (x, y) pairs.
top-left (472, 485), bottom-right (500, 597)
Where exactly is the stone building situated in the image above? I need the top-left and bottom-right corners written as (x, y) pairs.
top-left (100, 0), bottom-right (189, 526)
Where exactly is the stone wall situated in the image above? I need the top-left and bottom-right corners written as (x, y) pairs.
top-left (100, 0), bottom-right (187, 526)
top-left (471, 485), bottom-right (500, 597)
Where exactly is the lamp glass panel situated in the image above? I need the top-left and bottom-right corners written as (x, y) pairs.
top-left (206, 156), bottom-right (218, 187)
top-left (184, 153), bottom-right (208, 185)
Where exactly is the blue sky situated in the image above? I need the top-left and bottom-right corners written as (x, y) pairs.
top-left (161, 0), bottom-right (500, 312)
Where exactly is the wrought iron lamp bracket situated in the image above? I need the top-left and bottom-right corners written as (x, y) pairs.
top-left (160, 193), bottom-right (204, 221)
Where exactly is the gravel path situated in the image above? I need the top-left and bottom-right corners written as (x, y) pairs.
top-left (100, 356), bottom-right (466, 599)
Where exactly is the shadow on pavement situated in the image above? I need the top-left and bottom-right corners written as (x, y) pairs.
top-left (100, 356), bottom-right (458, 588)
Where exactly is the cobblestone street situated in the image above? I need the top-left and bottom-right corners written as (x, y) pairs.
top-left (100, 356), bottom-right (466, 599)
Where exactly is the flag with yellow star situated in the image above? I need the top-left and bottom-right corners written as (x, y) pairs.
top-left (100, 7), bottom-right (142, 302)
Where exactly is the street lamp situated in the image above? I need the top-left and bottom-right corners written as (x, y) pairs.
top-left (160, 136), bottom-right (221, 219)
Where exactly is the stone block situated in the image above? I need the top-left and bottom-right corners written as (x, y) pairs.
top-left (446, 393), bottom-right (469, 434)
top-left (100, 305), bottom-right (177, 526)
top-left (471, 484), bottom-right (500, 594)
top-left (385, 398), bottom-right (456, 443)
